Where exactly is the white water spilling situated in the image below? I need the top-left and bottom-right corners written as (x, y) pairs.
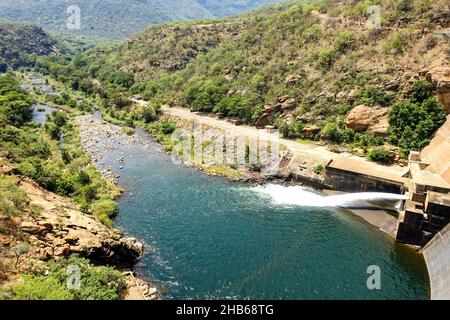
top-left (252, 184), bottom-right (408, 210)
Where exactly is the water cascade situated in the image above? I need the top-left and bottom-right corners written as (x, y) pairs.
top-left (252, 184), bottom-right (408, 211)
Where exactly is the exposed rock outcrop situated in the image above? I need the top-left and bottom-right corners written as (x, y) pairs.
top-left (14, 179), bottom-right (144, 267)
top-left (345, 105), bottom-right (389, 135)
top-left (302, 125), bottom-right (320, 138)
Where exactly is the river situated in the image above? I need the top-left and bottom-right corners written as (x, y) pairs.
top-left (72, 118), bottom-right (427, 300)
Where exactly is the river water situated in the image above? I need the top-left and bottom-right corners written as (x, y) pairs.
top-left (83, 126), bottom-right (427, 300)
top-left (44, 109), bottom-right (428, 300)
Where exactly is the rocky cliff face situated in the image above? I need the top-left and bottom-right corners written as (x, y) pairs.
top-left (0, 177), bottom-right (144, 269)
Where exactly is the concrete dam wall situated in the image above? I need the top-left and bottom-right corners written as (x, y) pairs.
top-left (421, 115), bottom-right (450, 184)
top-left (422, 223), bottom-right (450, 300)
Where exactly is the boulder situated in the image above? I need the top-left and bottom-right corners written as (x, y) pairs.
top-left (20, 221), bottom-right (46, 235)
top-left (347, 89), bottom-right (357, 102)
top-left (255, 113), bottom-right (272, 128)
top-left (284, 74), bottom-right (301, 86)
top-left (302, 125), bottom-right (321, 138)
top-left (345, 105), bottom-right (389, 134)
top-left (280, 98), bottom-right (297, 111)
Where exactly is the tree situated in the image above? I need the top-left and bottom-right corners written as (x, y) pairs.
top-left (108, 71), bottom-right (135, 89)
top-left (389, 85), bottom-right (446, 154)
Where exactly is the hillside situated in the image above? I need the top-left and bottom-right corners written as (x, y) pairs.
top-left (37, 0), bottom-right (450, 160)
top-left (0, 0), bottom-right (281, 40)
top-left (0, 21), bottom-right (59, 70)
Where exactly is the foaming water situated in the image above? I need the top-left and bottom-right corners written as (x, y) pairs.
top-left (252, 184), bottom-right (408, 210)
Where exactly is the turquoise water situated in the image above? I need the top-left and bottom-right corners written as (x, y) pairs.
top-left (91, 126), bottom-right (429, 300)
top-left (31, 104), bottom-right (56, 124)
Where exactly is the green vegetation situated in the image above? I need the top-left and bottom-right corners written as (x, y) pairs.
top-left (367, 148), bottom-right (394, 164)
top-left (0, 0), bottom-right (283, 39)
top-left (0, 21), bottom-right (58, 69)
top-left (145, 120), bottom-right (177, 152)
top-left (201, 164), bottom-right (243, 181)
top-left (33, 0), bottom-right (447, 161)
top-left (0, 175), bottom-right (28, 216)
top-left (9, 255), bottom-right (126, 300)
top-left (314, 164), bottom-right (324, 175)
top-left (388, 80), bottom-right (446, 155)
top-left (0, 74), bottom-right (120, 227)
top-left (4, 0), bottom-right (443, 165)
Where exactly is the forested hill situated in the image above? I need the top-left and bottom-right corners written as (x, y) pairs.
top-left (36, 0), bottom-right (450, 160)
top-left (0, 0), bottom-right (281, 39)
top-left (0, 21), bottom-right (59, 70)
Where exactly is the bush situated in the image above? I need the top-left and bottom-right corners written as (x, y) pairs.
top-left (320, 122), bottom-right (355, 144)
top-left (91, 199), bottom-right (118, 218)
top-left (77, 170), bottom-right (91, 185)
top-left (316, 49), bottom-right (335, 70)
top-left (389, 83), bottom-right (446, 154)
top-left (385, 34), bottom-right (407, 54)
top-left (277, 121), bottom-right (304, 139)
top-left (334, 31), bottom-right (356, 54)
top-left (159, 120), bottom-right (176, 134)
top-left (314, 164), bottom-right (324, 175)
top-left (410, 80), bottom-right (434, 104)
top-left (303, 24), bottom-right (321, 43)
top-left (0, 176), bottom-right (28, 216)
top-left (140, 104), bottom-right (160, 123)
top-left (12, 275), bottom-right (75, 300)
top-left (123, 127), bottom-right (135, 135)
top-left (367, 148), bottom-right (394, 163)
top-left (11, 255), bottom-right (126, 300)
top-left (355, 87), bottom-right (391, 107)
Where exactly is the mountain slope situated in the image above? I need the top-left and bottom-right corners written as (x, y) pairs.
top-left (37, 0), bottom-right (450, 158)
top-left (0, 21), bottom-right (59, 70)
top-left (0, 0), bottom-right (281, 39)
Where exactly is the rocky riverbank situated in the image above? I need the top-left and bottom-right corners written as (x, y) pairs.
top-left (0, 174), bottom-right (160, 300)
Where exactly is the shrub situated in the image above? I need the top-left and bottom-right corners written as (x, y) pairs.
top-left (11, 255), bottom-right (126, 300)
top-left (159, 120), bottom-right (176, 134)
top-left (277, 121), bottom-right (304, 139)
top-left (123, 127), bottom-right (135, 135)
top-left (314, 164), bottom-right (324, 175)
top-left (0, 176), bottom-right (28, 216)
top-left (355, 87), bottom-right (391, 106)
top-left (303, 24), bottom-right (321, 43)
top-left (91, 199), bottom-right (118, 218)
top-left (334, 31), bottom-right (356, 54)
top-left (384, 34), bottom-right (407, 54)
top-left (77, 170), bottom-right (91, 185)
top-left (12, 275), bottom-right (74, 300)
top-left (316, 49), bottom-right (335, 70)
top-left (140, 104), bottom-right (160, 123)
top-left (320, 122), bottom-right (355, 144)
top-left (410, 80), bottom-right (434, 104)
top-left (367, 148), bottom-right (394, 163)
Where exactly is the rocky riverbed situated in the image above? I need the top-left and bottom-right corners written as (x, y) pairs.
top-left (76, 113), bottom-right (274, 183)
top-left (76, 114), bottom-right (155, 183)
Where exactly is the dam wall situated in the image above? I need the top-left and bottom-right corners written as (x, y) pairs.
top-left (421, 115), bottom-right (450, 184)
top-left (422, 223), bottom-right (450, 300)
